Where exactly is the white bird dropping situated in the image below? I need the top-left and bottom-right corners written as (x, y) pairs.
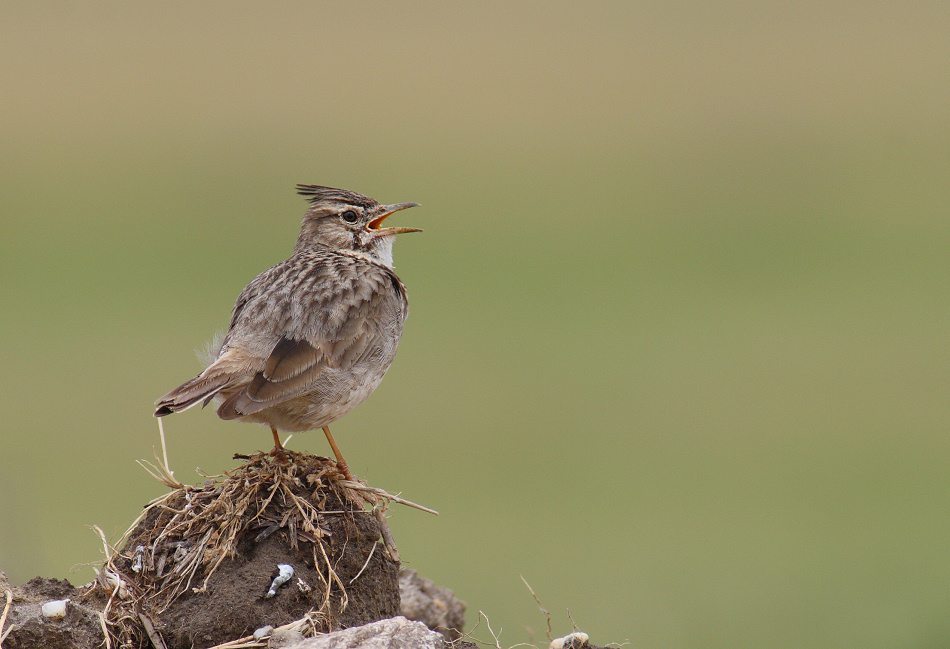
top-left (265, 564), bottom-right (294, 598)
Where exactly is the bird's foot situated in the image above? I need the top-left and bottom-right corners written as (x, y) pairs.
top-left (335, 460), bottom-right (355, 483)
top-left (267, 426), bottom-right (289, 462)
top-left (269, 445), bottom-right (290, 464)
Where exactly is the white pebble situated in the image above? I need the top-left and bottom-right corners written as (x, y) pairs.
top-left (550, 632), bottom-right (589, 649)
top-left (41, 599), bottom-right (69, 619)
top-left (253, 625), bottom-right (274, 640)
top-left (265, 563), bottom-right (295, 598)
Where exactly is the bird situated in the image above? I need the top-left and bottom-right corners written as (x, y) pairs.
top-left (155, 184), bottom-right (421, 480)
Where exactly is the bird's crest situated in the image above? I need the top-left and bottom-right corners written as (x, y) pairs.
top-left (296, 184), bottom-right (377, 209)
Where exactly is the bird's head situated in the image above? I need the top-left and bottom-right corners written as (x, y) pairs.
top-left (293, 184), bottom-right (421, 267)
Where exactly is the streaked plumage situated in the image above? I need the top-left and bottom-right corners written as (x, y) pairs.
top-left (155, 185), bottom-right (420, 474)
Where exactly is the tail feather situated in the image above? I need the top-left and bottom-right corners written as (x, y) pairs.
top-left (155, 373), bottom-right (233, 416)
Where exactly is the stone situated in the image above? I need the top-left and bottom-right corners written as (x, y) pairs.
top-left (399, 569), bottom-right (466, 640)
top-left (269, 628), bottom-right (306, 648)
top-left (281, 616), bottom-right (443, 649)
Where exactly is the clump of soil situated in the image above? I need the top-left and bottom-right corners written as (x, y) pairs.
top-left (94, 450), bottom-right (403, 649)
top-left (0, 576), bottom-right (103, 649)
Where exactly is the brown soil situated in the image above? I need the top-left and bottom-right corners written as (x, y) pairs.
top-left (143, 486), bottom-right (397, 648)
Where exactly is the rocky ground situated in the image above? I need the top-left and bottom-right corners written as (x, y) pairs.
top-left (0, 452), bottom-right (604, 649)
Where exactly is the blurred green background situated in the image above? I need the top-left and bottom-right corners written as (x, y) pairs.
top-left (2, 3), bottom-right (950, 647)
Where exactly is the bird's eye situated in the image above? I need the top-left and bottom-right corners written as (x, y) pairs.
top-left (340, 210), bottom-right (358, 224)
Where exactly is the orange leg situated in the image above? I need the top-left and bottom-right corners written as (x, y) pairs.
top-left (271, 425), bottom-right (284, 450)
top-left (323, 426), bottom-right (354, 481)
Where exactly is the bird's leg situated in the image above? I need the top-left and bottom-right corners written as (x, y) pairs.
top-left (269, 426), bottom-right (291, 464)
top-left (270, 426), bottom-right (285, 451)
top-left (322, 426), bottom-right (354, 481)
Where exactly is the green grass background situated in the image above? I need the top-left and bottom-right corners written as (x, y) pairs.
top-left (2, 3), bottom-right (950, 647)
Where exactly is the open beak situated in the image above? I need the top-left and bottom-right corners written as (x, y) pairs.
top-left (367, 202), bottom-right (422, 235)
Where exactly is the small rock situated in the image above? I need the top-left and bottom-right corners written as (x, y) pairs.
top-left (399, 569), bottom-right (466, 640)
top-left (254, 625), bottom-right (275, 640)
top-left (281, 616), bottom-right (442, 649)
top-left (269, 628), bottom-right (305, 648)
top-left (41, 599), bottom-right (69, 619)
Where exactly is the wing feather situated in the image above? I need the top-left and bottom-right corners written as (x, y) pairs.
top-left (264, 336), bottom-right (323, 381)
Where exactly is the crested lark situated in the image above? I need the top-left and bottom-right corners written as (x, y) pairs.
top-left (155, 184), bottom-right (421, 479)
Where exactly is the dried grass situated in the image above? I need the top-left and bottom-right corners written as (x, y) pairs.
top-left (0, 588), bottom-right (13, 646)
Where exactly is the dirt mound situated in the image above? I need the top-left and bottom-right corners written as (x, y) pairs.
top-left (96, 450), bottom-right (402, 648)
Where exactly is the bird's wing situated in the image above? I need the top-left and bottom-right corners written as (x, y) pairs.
top-left (215, 255), bottom-right (407, 419)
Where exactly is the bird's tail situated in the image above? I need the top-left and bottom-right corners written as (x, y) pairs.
top-left (154, 372), bottom-right (232, 417)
